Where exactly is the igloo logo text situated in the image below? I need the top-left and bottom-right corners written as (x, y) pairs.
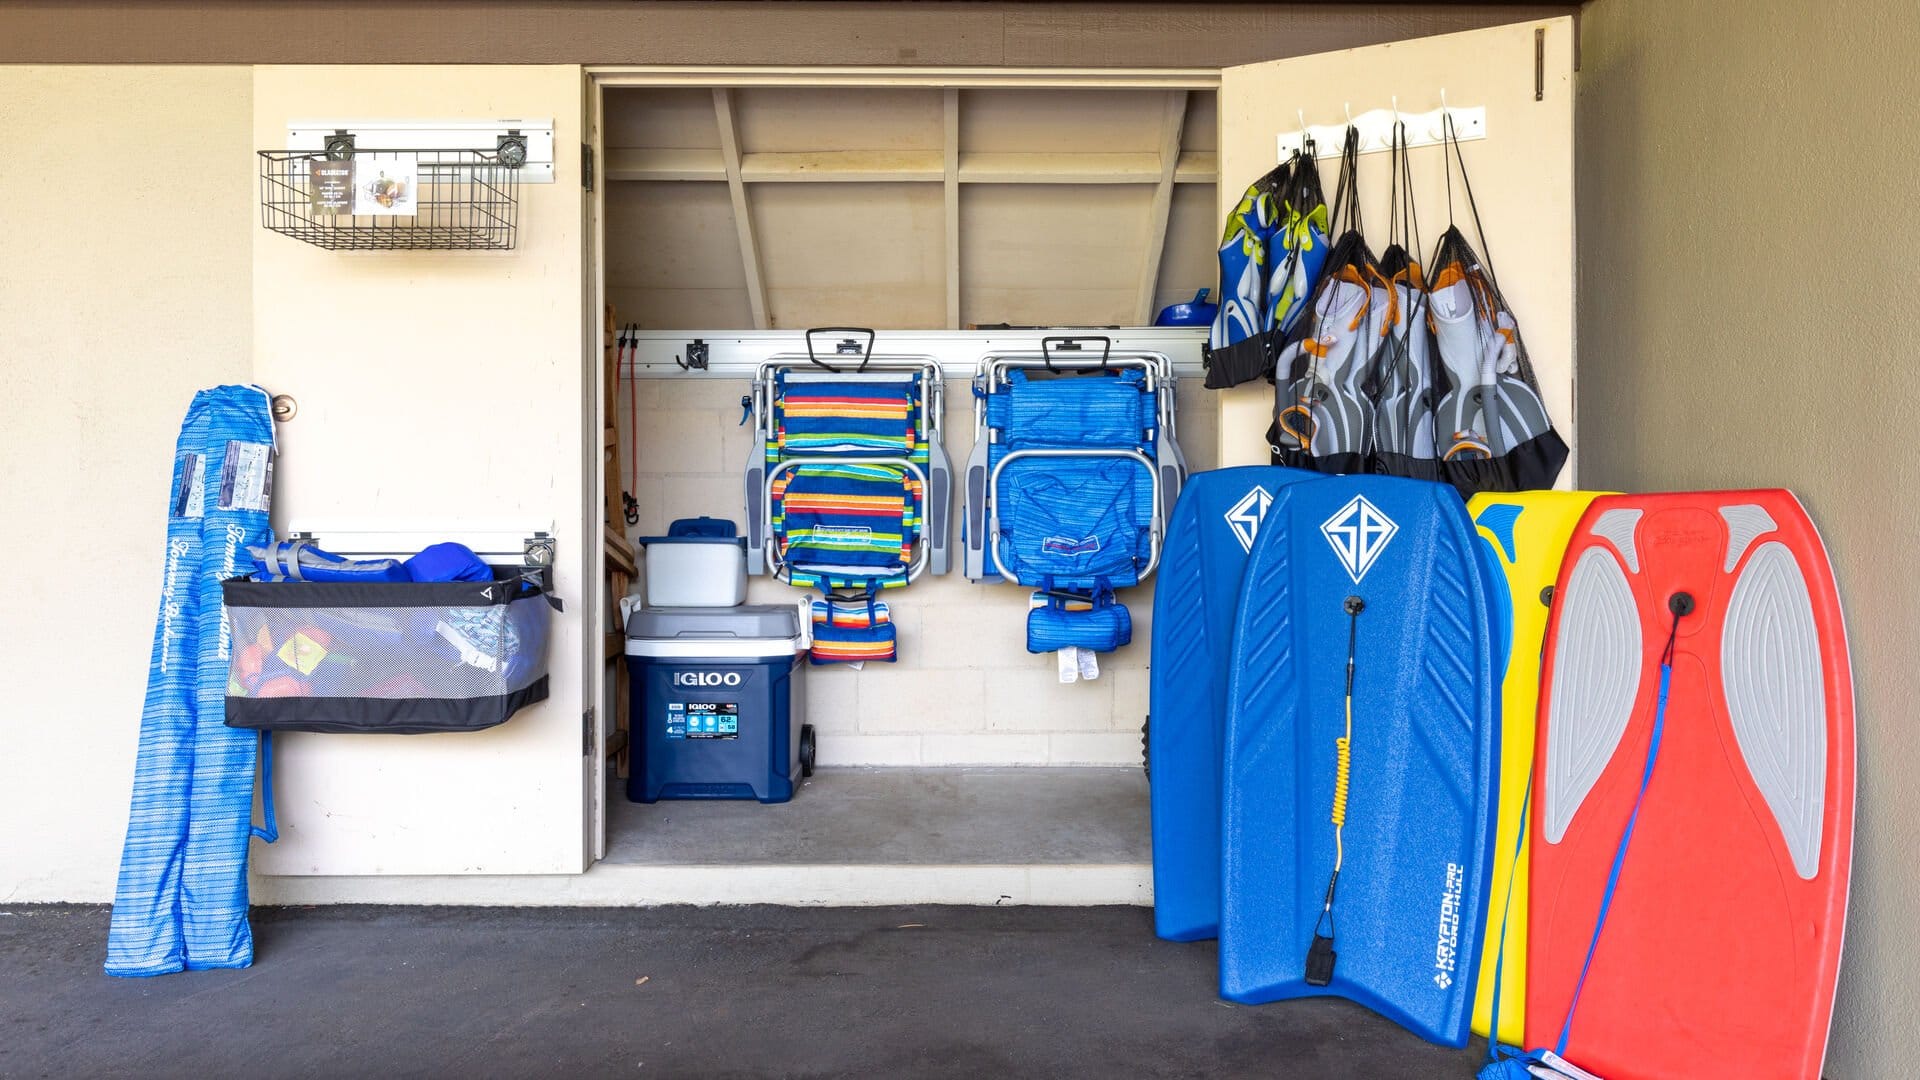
top-left (674, 671), bottom-right (743, 688)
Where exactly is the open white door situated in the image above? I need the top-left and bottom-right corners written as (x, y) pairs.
top-left (583, 73), bottom-right (610, 864)
top-left (1214, 17), bottom-right (1576, 481)
top-left (250, 65), bottom-right (594, 877)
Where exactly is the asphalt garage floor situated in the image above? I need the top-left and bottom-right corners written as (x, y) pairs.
top-left (2, 904), bottom-right (1485, 1078)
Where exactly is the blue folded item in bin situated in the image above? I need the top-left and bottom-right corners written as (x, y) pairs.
top-left (406, 542), bottom-right (493, 583)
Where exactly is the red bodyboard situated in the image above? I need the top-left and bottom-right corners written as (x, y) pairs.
top-left (1528, 490), bottom-right (1853, 1079)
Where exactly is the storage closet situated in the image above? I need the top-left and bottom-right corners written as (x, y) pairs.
top-left (596, 83), bottom-right (1228, 889)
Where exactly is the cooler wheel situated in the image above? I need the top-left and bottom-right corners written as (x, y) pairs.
top-left (799, 724), bottom-right (816, 777)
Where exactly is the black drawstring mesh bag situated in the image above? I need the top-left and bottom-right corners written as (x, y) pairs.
top-left (1423, 114), bottom-right (1569, 494)
top-left (1268, 126), bottom-right (1386, 477)
top-left (1371, 120), bottom-right (1445, 483)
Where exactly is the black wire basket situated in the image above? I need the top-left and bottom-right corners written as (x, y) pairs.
top-left (258, 148), bottom-right (521, 251)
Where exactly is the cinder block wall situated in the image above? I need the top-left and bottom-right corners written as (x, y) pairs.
top-left (621, 375), bottom-right (1218, 766)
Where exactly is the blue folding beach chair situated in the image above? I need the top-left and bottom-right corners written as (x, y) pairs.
top-left (961, 337), bottom-right (1186, 654)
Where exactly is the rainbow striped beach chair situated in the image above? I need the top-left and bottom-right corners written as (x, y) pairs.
top-left (744, 330), bottom-right (950, 663)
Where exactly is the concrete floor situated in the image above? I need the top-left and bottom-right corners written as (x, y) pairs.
top-left (1, 904), bottom-right (1486, 1078)
top-left (606, 767), bottom-right (1150, 865)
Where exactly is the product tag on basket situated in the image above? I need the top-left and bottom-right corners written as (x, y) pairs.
top-left (309, 160), bottom-right (353, 215)
top-left (354, 157), bottom-right (419, 217)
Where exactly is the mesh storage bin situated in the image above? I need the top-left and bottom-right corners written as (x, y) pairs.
top-left (222, 568), bottom-right (554, 734)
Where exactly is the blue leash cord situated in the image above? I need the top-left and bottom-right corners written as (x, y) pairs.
top-left (1554, 634), bottom-right (1675, 1056)
top-left (1484, 600), bottom-right (1686, 1076)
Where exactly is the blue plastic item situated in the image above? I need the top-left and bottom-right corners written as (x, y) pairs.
top-left (1155, 288), bottom-right (1220, 327)
top-left (668, 516), bottom-right (741, 542)
top-left (108, 385), bottom-right (278, 977)
top-left (1148, 466), bottom-right (1320, 943)
top-left (636, 517), bottom-right (747, 548)
top-left (625, 606), bottom-right (805, 804)
top-left (1219, 475), bottom-right (1500, 1047)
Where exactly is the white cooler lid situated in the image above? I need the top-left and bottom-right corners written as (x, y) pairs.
top-left (624, 604), bottom-right (803, 659)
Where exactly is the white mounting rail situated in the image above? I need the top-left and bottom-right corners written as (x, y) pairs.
top-left (287, 119), bottom-right (557, 183)
top-left (1276, 105), bottom-right (1485, 161)
top-left (618, 328), bottom-right (1210, 379)
top-left (281, 519), bottom-right (555, 563)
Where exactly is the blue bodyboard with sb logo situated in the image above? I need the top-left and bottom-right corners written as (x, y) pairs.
top-left (1218, 475), bottom-right (1500, 1048)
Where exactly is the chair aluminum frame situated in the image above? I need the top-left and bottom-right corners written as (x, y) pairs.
top-left (963, 339), bottom-right (1187, 584)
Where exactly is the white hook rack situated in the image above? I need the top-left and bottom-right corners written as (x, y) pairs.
top-left (1276, 104), bottom-right (1486, 162)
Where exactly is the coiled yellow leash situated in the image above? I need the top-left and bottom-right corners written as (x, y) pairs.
top-left (1308, 595), bottom-right (1365, 986)
top-left (1332, 706), bottom-right (1352, 863)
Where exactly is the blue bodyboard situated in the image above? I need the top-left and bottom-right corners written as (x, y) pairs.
top-left (1219, 475), bottom-right (1500, 1047)
top-left (1149, 466), bottom-right (1320, 941)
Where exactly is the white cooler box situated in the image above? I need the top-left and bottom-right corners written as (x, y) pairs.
top-left (638, 516), bottom-right (748, 608)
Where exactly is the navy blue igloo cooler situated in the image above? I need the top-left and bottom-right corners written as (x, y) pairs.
top-left (625, 605), bottom-right (812, 803)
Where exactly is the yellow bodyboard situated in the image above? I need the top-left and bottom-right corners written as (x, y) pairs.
top-left (1467, 490), bottom-right (1607, 1044)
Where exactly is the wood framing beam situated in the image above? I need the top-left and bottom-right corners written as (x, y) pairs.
top-left (1135, 90), bottom-right (1189, 326)
top-left (943, 87), bottom-right (962, 331)
top-left (712, 88), bottom-right (770, 330)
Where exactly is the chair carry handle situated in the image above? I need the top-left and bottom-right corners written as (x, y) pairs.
top-left (805, 327), bottom-right (877, 373)
top-left (1040, 335), bottom-right (1112, 371)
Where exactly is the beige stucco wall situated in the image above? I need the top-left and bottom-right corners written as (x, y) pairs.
top-left (248, 65), bottom-right (590, 877)
top-left (0, 66), bottom-right (255, 901)
top-left (1576, 2), bottom-right (1918, 1074)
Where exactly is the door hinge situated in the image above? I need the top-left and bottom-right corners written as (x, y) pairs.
top-left (583, 706), bottom-right (595, 755)
top-left (582, 143), bottom-right (595, 192)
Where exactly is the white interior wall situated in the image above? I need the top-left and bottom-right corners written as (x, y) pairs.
top-left (0, 66), bottom-right (255, 902)
top-left (621, 374), bottom-right (1218, 766)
